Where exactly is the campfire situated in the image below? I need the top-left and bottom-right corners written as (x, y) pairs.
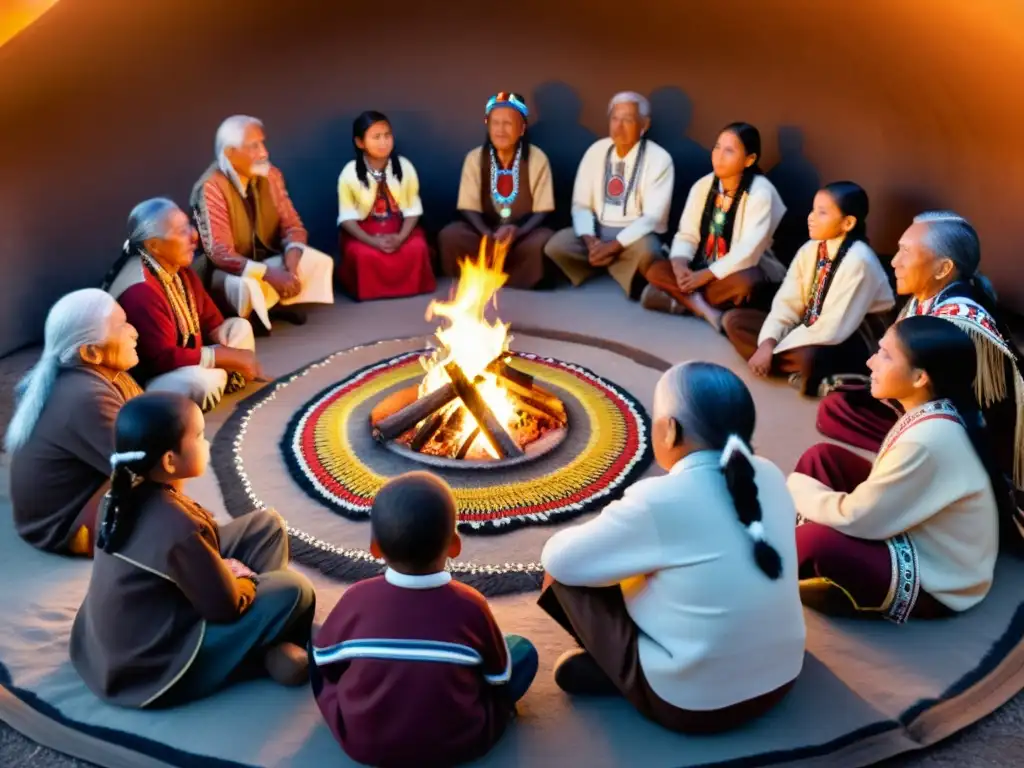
top-left (370, 240), bottom-right (568, 464)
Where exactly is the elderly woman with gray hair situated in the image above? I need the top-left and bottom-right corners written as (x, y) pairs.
top-left (539, 361), bottom-right (804, 733)
top-left (103, 198), bottom-right (263, 412)
top-left (5, 289), bottom-right (143, 555)
top-left (189, 115), bottom-right (334, 331)
top-left (817, 211), bottom-right (1024, 544)
top-left (544, 91), bottom-right (675, 299)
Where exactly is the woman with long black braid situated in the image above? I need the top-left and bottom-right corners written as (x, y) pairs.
top-left (644, 123), bottom-right (786, 330)
top-left (722, 181), bottom-right (895, 396)
top-left (539, 362), bottom-right (804, 733)
top-left (791, 316), bottom-right (1003, 622)
top-left (70, 392), bottom-right (315, 708)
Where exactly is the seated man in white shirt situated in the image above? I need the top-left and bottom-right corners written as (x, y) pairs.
top-left (539, 361), bottom-right (805, 733)
top-left (543, 92), bottom-right (675, 299)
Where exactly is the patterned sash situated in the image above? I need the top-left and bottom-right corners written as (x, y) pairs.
top-left (884, 533), bottom-right (920, 624)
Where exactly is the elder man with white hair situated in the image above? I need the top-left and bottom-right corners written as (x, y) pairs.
top-left (190, 115), bottom-right (334, 331)
top-left (5, 289), bottom-right (143, 556)
top-left (544, 91), bottom-right (675, 298)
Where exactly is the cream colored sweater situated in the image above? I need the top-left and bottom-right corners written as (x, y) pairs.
top-left (788, 404), bottom-right (998, 612)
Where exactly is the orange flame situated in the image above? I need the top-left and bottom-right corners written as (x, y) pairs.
top-left (420, 239), bottom-right (516, 458)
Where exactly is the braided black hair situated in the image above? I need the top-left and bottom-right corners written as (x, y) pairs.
top-left (353, 111), bottom-right (403, 189)
top-left (721, 438), bottom-right (783, 580)
top-left (666, 361), bottom-right (782, 579)
top-left (95, 392), bottom-right (195, 554)
top-left (811, 181), bottom-right (875, 305)
top-left (697, 122), bottom-right (764, 263)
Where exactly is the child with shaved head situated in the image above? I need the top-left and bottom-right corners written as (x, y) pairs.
top-left (311, 471), bottom-right (537, 767)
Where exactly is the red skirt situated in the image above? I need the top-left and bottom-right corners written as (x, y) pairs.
top-left (339, 217), bottom-right (435, 302)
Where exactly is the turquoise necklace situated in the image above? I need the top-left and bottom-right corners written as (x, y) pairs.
top-left (490, 145), bottom-right (521, 221)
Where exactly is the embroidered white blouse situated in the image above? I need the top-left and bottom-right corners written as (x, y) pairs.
top-left (670, 173), bottom-right (787, 281)
top-left (759, 238), bottom-right (894, 353)
top-left (337, 155), bottom-right (423, 224)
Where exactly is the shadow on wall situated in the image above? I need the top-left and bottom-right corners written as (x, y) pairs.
top-left (645, 86), bottom-right (712, 236)
top-left (766, 126), bottom-right (821, 266)
top-left (529, 81), bottom-right (599, 232)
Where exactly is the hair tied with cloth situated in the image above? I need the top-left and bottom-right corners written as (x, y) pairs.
top-left (110, 450), bottom-right (146, 469)
top-left (718, 433), bottom-right (783, 580)
top-left (719, 433), bottom-right (754, 468)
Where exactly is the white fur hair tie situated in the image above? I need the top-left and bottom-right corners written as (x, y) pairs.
top-left (719, 434), bottom-right (754, 468)
top-left (746, 520), bottom-right (766, 542)
top-left (110, 451), bottom-right (146, 468)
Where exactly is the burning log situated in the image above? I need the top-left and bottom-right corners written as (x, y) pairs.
top-left (455, 427), bottom-right (481, 459)
top-left (433, 405), bottom-right (466, 447)
top-left (444, 362), bottom-right (524, 458)
top-left (489, 360), bottom-right (566, 422)
top-left (508, 388), bottom-right (566, 423)
top-left (487, 358), bottom-right (534, 390)
top-left (373, 383), bottom-right (457, 442)
top-left (409, 412), bottom-right (445, 452)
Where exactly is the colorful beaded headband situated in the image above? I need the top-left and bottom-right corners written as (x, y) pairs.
top-left (485, 92), bottom-right (529, 121)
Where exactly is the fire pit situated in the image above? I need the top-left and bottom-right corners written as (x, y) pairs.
top-left (370, 241), bottom-right (569, 468)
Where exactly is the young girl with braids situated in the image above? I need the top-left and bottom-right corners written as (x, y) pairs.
top-left (644, 122), bottom-right (787, 331)
top-left (70, 392), bottom-right (316, 708)
top-left (722, 181), bottom-right (895, 396)
top-left (337, 111), bottom-right (436, 301)
top-left (790, 316), bottom-right (1003, 623)
top-left (539, 362), bottom-right (804, 733)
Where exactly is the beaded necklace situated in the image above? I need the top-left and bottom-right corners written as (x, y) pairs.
top-left (802, 241), bottom-right (835, 326)
top-left (490, 145), bottom-right (521, 220)
top-left (141, 253), bottom-right (200, 346)
top-left (704, 186), bottom-right (735, 264)
top-left (365, 156), bottom-right (398, 220)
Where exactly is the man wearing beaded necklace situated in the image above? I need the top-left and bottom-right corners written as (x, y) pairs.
top-left (438, 92), bottom-right (556, 289)
top-left (106, 198), bottom-right (263, 412)
top-left (191, 115), bottom-right (335, 331)
top-left (544, 91), bottom-right (675, 299)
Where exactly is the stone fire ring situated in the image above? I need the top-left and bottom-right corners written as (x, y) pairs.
top-left (211, 334), bottom-right (657, 596)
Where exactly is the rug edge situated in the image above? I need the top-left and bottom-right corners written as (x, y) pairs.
top-left (0, 675), bottom-right (257, 768)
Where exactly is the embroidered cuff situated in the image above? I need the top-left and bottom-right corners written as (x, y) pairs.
top-left (242, 260), bottom-right (268, 280)
top-left (200, 346), bottom-right (216, 369)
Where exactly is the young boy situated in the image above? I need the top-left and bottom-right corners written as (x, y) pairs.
top-left (311, 471), bottom-right (538, 767)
